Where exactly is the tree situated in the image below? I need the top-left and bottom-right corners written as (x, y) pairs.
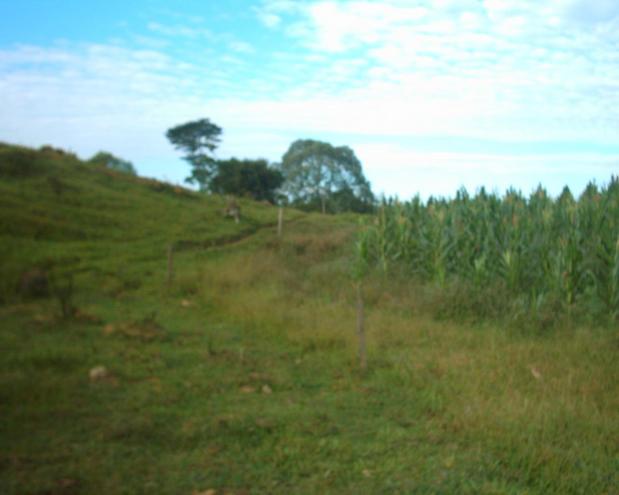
top-left (280, 139), bottom-right (374, 213)
top-left (165, 118), bottom-right (222, 191)
top-left (88, 151), bottom-right (136, 175)
top-left (210, 158), bottom-right (284, 203)
top-left (330, 186), bottom-right (375, 214)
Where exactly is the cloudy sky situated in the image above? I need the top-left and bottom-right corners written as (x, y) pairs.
top-left (1, 0), bottom-right (618, 199)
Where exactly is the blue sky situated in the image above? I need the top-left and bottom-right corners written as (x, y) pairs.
top-left (1, 0), bottom-right (618, 199)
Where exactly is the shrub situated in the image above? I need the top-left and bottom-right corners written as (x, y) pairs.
top-left (0, 147), bottom-right (42, 178)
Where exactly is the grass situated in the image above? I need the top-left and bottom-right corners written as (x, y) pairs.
top-left (1, 144), bottom-right (618, 494)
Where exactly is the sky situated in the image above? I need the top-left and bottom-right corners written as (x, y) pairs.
top-left (1, 0), bottom-right (618, 200)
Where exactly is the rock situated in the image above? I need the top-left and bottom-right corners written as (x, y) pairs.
top-left (102, 323), bottom-right (116, 335)
top-left (261, 384), bottom-right (272, 395)
top-left (255, 417), bottom-right (274, 430)
top-left (89, 366), bottom-right (109, 381)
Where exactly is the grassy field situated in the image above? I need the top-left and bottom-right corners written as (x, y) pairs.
top-left (1, 144), bottom-right (618, 494)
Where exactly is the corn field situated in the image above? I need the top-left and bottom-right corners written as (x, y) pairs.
top-left (357, 177), bottom-right (619, 324)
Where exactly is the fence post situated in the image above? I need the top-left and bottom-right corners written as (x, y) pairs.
top-left (356, 282), bottom-right (367, 372)
top-left (277, 207), bottom-right (283, 238)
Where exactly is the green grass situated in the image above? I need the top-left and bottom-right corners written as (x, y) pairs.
top-left (1, 144), bottom-right (618, 494)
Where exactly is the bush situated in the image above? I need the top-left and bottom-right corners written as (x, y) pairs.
top-left (88, 151), bottom-right (137, 175)
top-left (0, 147), bottom-right (43, 178)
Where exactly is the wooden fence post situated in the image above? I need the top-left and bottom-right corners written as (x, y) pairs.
top-left (277, 207), bottom-right (283, 238)
top-left (356, 282), bottom-right (367, 372)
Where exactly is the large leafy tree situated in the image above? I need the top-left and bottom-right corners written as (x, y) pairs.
top-left (210, 158), bottom-right (284, 203)
top-left (88, 151), bottom-right (136, 175)
top-left (165, 118), bottom-right (222, 191)
top-left (280, 139), bottom-right (374, 213)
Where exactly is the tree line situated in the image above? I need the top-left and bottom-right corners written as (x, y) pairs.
top-left (166, 118), bottom-right (375, 213)
top-left (86, 117), bottom-right (375, 213)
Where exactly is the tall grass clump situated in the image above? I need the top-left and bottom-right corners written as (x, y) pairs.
top-left (357, 177), bottom-right (619, 327)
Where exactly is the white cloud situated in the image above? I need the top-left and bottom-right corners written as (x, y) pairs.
top-left (255, 0), bottom-right (299, 28)
top-left (229, 41), bottom-right (255, 53)
top-left (250, 0), bottom-right (618, 143)
top-left (564, 0), bottom-right (619, 24)
top-left (257, 12), bottom-right (281, 28)
top-left (291, 1), bottom-right (430, 52)
top-left (147, 22), bottom-right (213, 39)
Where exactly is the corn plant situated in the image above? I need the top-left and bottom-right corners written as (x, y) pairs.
top-left (356, 176), bottom-right (619, 325)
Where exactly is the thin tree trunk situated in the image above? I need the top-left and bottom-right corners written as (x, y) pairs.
top-left (356, 282), bottom-right (367, 372)
top-left (321, 195), bottom-right (326, 215)
top-left (277, 206), bottom-right (283, 237)
top-left (166, 243), bottom-right (174, 289)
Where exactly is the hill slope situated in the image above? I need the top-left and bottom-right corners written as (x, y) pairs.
top-left (0, 143), bottom-right (306, 301)
top-left (0, 144), bottom-right (617, 495)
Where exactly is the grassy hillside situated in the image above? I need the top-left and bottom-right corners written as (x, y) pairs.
top-left (1, 144), bottom-right (617, 494)
top-left (0, 143), bottom-right (301, 302)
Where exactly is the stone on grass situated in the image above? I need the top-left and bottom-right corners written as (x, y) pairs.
top-left (89, 366), bottom-right (109, 381)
